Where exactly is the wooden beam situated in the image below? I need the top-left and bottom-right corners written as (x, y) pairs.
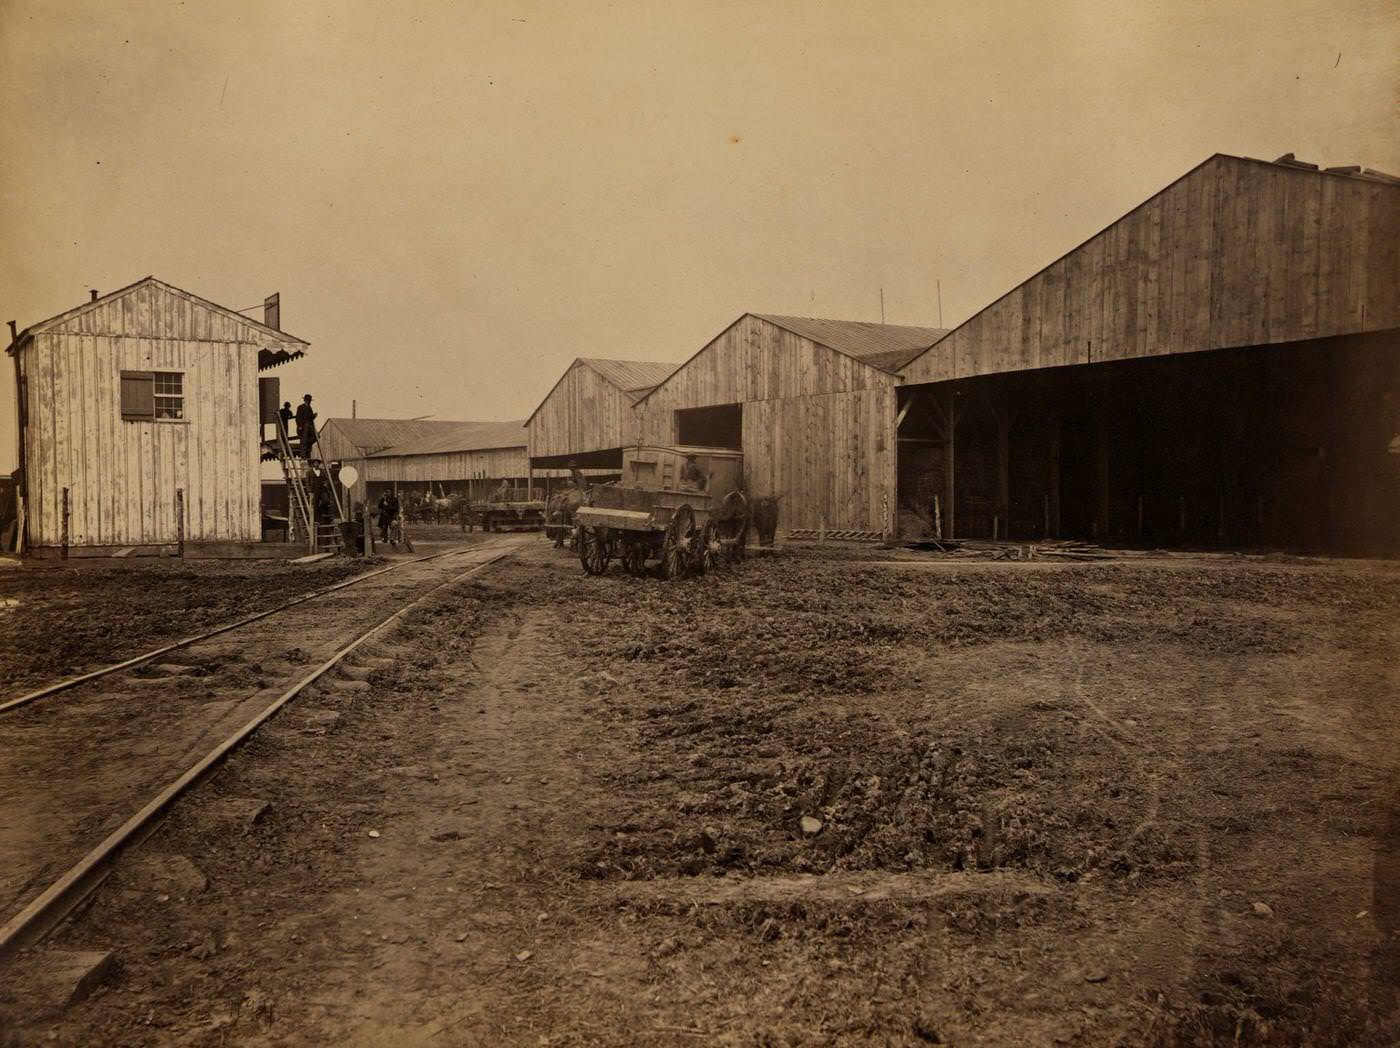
top-left (895, 390), bottom-right (919, 431)
top-left (942, 392), bottom-right (958, 540)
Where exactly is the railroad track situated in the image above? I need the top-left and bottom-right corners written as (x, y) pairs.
top-left (0, 537), bottom-right (526, 962)
top-left (0, 541), bottom-right (508, 715)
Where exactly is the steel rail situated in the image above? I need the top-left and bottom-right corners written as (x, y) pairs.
top-left (0, 540), bottom-right (514, 716)
top-left (0, 546), bottom-right (515, 962)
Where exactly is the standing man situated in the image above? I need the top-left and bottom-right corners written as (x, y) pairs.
top-left (296, 394), bottom-right (317, 459)
top-left (277, 401), bottom-right (295, 444)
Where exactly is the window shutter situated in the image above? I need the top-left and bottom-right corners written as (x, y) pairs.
top-left (258, 375), bottom-right (281, 424)
top-left (120, 371), bottom-right (155, 420)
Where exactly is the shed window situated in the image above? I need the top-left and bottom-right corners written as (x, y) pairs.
top-left (154, 372), bottom-right (184, 419)
top-left (120, 370), bottom-right (184, 421)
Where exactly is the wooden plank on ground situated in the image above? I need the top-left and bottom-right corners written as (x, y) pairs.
top-left (290, 551), bottom-right (335, 565)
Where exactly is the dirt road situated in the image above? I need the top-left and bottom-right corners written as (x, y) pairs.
top-left (2, 544), bottom-right (1397, 1046)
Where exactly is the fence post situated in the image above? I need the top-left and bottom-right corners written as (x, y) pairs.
top-left (176, 488), bottom-right (185, 558)
top-left (61, 487), bottom-right (69, 560)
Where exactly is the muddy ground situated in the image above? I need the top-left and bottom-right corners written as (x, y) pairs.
top-left (0, 558), bottom-right (370, 692)
top-left (2, 543), bottom-right (1398, 1046)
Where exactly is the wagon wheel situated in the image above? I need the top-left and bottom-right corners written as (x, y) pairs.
top-left (621, 540), bottom-right (650, 577)
top-left (720, 490), bottom-right (751, 562)
top-left (662, 505), bottom-right (696, 580)
top-left (695, 519), bottom-right (721, 575)
top-left (579, 526), bottom-right (612, 575)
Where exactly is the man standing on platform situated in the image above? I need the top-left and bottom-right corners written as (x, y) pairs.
top-left (296, 394), bottom-right (317, 459)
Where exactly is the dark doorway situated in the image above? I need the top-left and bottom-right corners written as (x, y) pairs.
top-left (1057, 395), bottom-right (1098, 539)
top-left (676, 403), bottom-right (742, 448)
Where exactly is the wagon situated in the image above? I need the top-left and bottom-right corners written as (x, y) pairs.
top-left (476, 487), bottom-right (547, 531)
top-left (573, 445), bottom-right (750, 578)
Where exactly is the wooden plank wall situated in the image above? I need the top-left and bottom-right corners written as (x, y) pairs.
top-left (741, 387), bottom-right (897, 534)
top-left (21, 331), bottom-right (260, 547)
top-left (527, 362), bottom-right (640, 459)
top-left (635, 315), bottom-right (898, 534)
top-left (903, 156), bottom-right (1400, 384)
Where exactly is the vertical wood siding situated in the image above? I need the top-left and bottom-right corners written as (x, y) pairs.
top-left (527, 362), bottom-right (643, 459)
top-left (19, 281), bottom-right (280, 548)
top-left (634, 316), bottom-right (897, 534)
top-left (903, 157), bottom-right (1400, 384)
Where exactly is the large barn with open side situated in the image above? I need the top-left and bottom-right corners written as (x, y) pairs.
top-left (895, 152), bottom-right (1400, 553)
top-left (634, 314), bottom-right (946, 539)
top-left (7, 277), bottom-right (307, 555)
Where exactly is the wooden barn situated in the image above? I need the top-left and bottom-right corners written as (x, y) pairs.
top-left (634, 315), bottom-right (946, 539)
top-left (526, 358), bottom-right (677, 470)
top-left (895, 153), bottom-right (1400, 553)
top-left (6, 277), bottom-right (308, 555)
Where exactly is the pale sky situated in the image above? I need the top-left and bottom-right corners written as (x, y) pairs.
top-left (2, 0), bottom-right (1397, 471)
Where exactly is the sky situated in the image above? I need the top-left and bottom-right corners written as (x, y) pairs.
top-left (1, 0), bottom-right (1397, 471)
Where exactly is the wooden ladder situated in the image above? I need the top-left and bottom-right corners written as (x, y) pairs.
top-left (270, 420), bottom-right (345, 551)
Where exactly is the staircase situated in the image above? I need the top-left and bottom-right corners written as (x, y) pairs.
top-left (265, 420), bottom-right (347, 553)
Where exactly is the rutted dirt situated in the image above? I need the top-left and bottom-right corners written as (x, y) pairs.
top-left (2, 545), bottom-right (1398, 1046)
top-left (0, 535), bottom-right (526, 923)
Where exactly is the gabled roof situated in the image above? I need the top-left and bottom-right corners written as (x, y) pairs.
top-left (632, 312), bottom-right (948, 406)
top-left (898, 152), bottom-right (1400, 382)
top-left (575, 358), bottom-right (678, 398)
top-left (754, 315), bottom-right (949, 372)
top-left (525, 357), bottom-right (680, 423)
top-left (369, 419), bottom-right (527, 457)
top-left (319, 417), bottom-right (467, 455)
top-left (6, 276), bottom-right (309, 362)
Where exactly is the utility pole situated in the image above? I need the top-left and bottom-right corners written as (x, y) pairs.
top-left (879, 287), bottom-right (885, 324)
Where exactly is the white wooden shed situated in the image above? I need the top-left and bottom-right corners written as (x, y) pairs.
top-left (6, 276), bottom-right (308, 555)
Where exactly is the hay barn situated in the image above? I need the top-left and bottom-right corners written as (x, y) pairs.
top-left (7, 276), bottom-right (307, 555)
top-left (896, 153), bottom-right (1400, 553)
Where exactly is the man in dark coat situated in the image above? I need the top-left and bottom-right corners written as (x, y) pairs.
top-left (296, 394), bottom-right (317, 459)
top-left (277, 401), bottom-right (294, 443)
top-left (376, 490), bottom-right (400, 543)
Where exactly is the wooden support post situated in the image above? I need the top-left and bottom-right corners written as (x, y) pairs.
top-left (995, 402), bottom-right (1010, 540)
top-left (60, 487), bottom-right (69, 560)
top-left (1047, 406), bottom-right (1061, 540)
top-left (363, 501), bottom-right (374, 556)
top-left (1095, 397), bottom-right (1111, 542)
top-left (933, 494), bottom-right (942, 540)
top-left (176, 489), bottom-right (185, 558)
top-left (942, 393), bottom-right (957, 541)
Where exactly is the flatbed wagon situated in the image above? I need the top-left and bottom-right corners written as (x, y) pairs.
top-left (573, 445), bottom-right (750, 579)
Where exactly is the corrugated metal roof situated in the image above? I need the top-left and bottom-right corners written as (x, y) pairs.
top-left (577, 358), bottom-right (678, 399)
top-left (319, 418), bottom-right (467, 455)
top-left (754, 315), bottom-right (949, 372)
top-left (368, 419), bottom-right (527, 458)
